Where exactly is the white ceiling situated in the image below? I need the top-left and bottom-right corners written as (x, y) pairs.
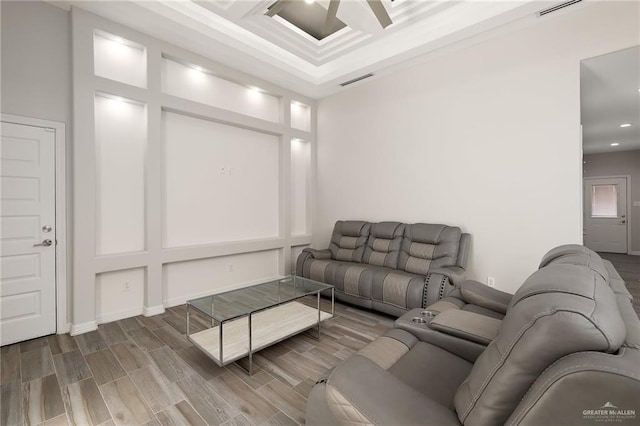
top-left (50, 0), bottom-right (560, 99)
top-left (581, 45), bottom-right (640, 154)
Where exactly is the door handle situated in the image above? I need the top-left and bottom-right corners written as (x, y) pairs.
top-left (33, 239), bottom-right (53, 247)
top-left (621, 220), bottom-right (626, 224)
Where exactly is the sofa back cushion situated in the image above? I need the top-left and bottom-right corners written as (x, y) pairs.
top-left (398, 224), bottom-right (461, 275)
top-left (453, 263), bottom-right (626, 426)
top-left (363, 222), bottom-right (405, 268)
top-left (538, 244), bottom-right (608, 281)
top-left (329, 221), bottom-right (371, 263)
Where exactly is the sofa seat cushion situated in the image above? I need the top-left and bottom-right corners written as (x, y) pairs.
top-left (301, 258), bottom-right (356, 287)
top-left (388, 339), bottom-right (473, 406)
top-left (368, 267), bottom-right (425, 310)
top-left (317, 329), bottom-right (464, 425)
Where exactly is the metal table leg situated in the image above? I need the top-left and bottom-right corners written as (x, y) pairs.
top-left (248, 313), bottom-right (253, 375)
top-left (186, 304), bottom-right (190, 337)
top-left (316, 292), bottom-right (321, 340)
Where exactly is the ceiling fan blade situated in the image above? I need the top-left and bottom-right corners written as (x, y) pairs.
top-left (265, 0), bottom-right (286, 17)
top-left (366, 0), bottom-right (392, 28)
top-left (323, 0), bottom-right (341, 37)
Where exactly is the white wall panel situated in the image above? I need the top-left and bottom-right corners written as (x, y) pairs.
top-left (163, 111), bottom-right (280, 248)
top-left (96, 268), bottom-right (145, 323)
top-left (291, 139), bottom-right (310, 236)
top-left (163, 250), bottom-right (280, 306)
top-left (95, 95), bottom-right (146, 255)
top-left (162, 58), bottom-right (280, 123)
top-left (94, 32), bottom-right (146, 88)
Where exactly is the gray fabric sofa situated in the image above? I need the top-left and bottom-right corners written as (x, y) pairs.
top-left (296, 221), bottom-right (471, 316)
top-left (306, 244), bottom-right (640, 425)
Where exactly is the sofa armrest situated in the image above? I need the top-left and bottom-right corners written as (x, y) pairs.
top-left (430, 266), bottom-right (466, 286)
top-left (460, 280), bottom-right (513, 314)
top-left (429, 310), bottom-right (502, 345)
top-left (296, 248), bottom-right (332, 276)
top-left (303, 248), bottom-right (332, 259)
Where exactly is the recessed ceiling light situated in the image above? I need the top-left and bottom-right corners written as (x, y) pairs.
top-left (620, 123), bottom-right (632, 128)
top-left (610, 142), bottom-right (620, 146)
top-left (304, 0), bottom-right (315, 4)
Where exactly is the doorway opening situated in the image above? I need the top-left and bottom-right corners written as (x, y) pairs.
top-left (580, 45), bottom-right (640, 257)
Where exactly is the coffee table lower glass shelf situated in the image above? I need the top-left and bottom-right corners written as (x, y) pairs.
top-left (185, 276), bottom-right (334, 375)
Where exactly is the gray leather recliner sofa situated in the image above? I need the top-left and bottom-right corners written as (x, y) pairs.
top-left (423, 244), bottom-right (634, 321)
top-left (306, 245), bottom-right (640, 425)
top-left (296, 221), bottom-right (471, 316)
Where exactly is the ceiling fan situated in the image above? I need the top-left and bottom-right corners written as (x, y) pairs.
top-left (265, 0), bottom-right (392, 37)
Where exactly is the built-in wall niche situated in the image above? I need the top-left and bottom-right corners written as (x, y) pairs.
top-left (162, 111), bottom-right (280, 248)
top-left (163, 250), bottom-right (280, 306)
top-left (291, 101), bottom-right (311, 132)
top-left (291, 245), bottom-right (310, 274)
top-left (96, 268), bottom-right (145, 323)
top-left (94, 31), bottom-right (147, 88)
top-left (95, 94), bottom-right (146, 255)
top-left (161, 57), bottom-right (280, 123)
top-left (291, 138), bottom-right (311, 236)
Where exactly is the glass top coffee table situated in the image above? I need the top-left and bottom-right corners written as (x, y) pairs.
top-left (186, 275), bottom-right (334, 375)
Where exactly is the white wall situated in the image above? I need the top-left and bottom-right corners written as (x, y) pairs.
top-left (162, 111), bottom-right (280, 248)
top-left (316, 2), bottom-right (639, 293)
top-left (0, 1), bottom-right (73, 324)
top-left (584, 150), bottom-right (640, 254)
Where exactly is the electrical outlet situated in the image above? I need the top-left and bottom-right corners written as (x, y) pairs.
top-left (123, 281), bottom-right (131, 292)
top-left (228, 264), bottom-right (234, 272)
top-left (487, 277), bottom-right (496, 288)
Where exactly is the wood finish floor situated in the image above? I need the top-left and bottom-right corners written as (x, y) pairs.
top-left (1, 301), bottom-right (393, 426)
top-left (598, 252), bottom-right (640, 316)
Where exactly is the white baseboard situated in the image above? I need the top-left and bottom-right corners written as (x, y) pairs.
top-left (58, 322), bottom-right (72, 334)
top-left (143, 305), bottom-right (165, 317)
top-left (96, 307), bottom-right (143, 325)
top-left (70, 321), bottom-right (98, 336)
top-left (630, 251), bottom-right (640, 256)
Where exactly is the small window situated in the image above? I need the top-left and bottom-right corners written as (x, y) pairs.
top-left (591, 184), bottom-right (618, 217)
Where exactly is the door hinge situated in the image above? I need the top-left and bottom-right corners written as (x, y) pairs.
top-left (45, 128), bottom-right (55, 133)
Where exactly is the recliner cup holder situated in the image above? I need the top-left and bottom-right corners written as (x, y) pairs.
top-left (421, 310), bottom-right (436, 319)
top-left (411, 317), bottom-right (428, 324)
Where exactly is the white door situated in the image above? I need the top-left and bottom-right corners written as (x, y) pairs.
top-left (584, 177), bottom-right (628, 253)
top-left (1, 122), bottom-right (57, 346)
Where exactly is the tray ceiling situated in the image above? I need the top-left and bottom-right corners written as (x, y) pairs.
top-left (52, 0), bottom-right (562, 98)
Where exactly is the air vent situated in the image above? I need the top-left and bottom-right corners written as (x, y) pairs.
top-left (340, 73), bottom-right (374, 87)
top-left (538, 0), bottom-right (582, 16)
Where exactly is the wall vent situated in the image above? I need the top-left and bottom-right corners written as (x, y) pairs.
top-left (340, 73), bottom-right (374, 87)
top-left (538, 0), bottom-right (582, 16)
